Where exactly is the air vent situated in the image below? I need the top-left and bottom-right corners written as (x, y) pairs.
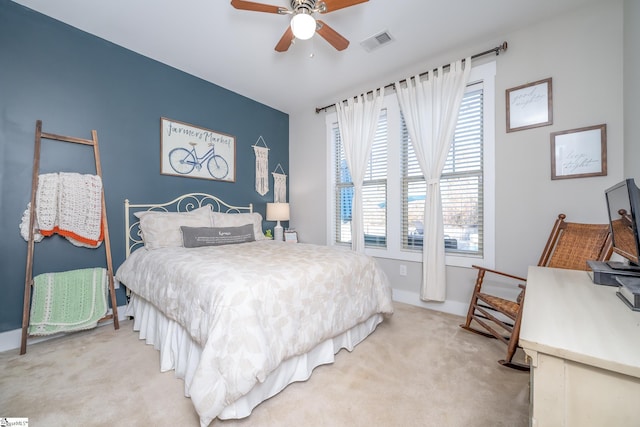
top-left (360, 30), bottom-right (394, 53)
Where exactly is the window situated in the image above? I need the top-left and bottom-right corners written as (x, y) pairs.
top-left (327, 62), bottom-right (495, 268)
top-left (333, 110), bottom-right (388, 247)
top-left (402, 87), bottom-right (484, 256)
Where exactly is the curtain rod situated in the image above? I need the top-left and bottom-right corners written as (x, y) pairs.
top-left (315, 41), bottom-right (508, 114)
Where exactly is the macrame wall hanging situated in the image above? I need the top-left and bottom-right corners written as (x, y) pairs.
top-left (272, 164), bottom-right (287, 203)
top-left (252, 136), bottom-right (269, 196)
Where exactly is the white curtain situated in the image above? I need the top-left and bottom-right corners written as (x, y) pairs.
top-left (395, 58), bottom-right (471, 301)
top-left (335, 88), bottom-right (384, 253)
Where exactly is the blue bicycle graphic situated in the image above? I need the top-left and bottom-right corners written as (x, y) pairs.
top-left (169, 142), bottom-right (229, 180)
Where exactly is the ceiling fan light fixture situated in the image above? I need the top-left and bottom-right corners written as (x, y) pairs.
top-left (290, 12), bottom-right (316, 40)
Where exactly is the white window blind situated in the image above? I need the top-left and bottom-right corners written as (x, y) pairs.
top-left (332, 109), bottom-right (388, 247)
top-left (401, 86), bottom-right (484, 255)
top-left (328, 61), bottom-right (495, 266)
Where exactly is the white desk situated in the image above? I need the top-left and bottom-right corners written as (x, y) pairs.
top-left (520, 266), bottom-right (640, 427)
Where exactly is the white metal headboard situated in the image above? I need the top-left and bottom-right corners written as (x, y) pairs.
top-left (124, 192), bottom-right (253, 257)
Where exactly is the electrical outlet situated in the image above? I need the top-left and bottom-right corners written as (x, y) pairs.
top-left (399, 264), bottom-right (407, 276)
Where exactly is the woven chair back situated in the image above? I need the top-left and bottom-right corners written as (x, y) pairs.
top-left (544, 222), bottom-right (611, 270)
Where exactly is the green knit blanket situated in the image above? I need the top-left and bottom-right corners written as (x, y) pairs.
top-left (29, 267), bottom-right (108, 336)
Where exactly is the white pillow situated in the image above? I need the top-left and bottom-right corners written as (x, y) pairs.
top-left (210, 212), bottom-right (266, 240)
top-left (134, 205), bottom-right (213, 249)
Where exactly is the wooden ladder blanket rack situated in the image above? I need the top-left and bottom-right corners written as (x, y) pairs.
top-left (20, 120), bottom-right (119, 355)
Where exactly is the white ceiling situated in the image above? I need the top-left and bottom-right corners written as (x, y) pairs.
top-left (14, 0), bottom-right (602, 114)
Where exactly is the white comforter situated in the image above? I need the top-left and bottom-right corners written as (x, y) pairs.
top-left (115, 240), bottom-right (393, 426)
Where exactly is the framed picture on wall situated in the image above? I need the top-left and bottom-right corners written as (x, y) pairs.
top-left (550, 124), bottom-right (607, 180)
top-left (506, 78), bottom-right (553, 132)
top-left (160, 117), bottom-right (236, 182)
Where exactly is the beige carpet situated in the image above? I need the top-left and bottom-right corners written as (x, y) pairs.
top-left (0, 303), bottom-right (529, 427)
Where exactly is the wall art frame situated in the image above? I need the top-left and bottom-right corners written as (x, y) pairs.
top-left (506, 77), bottom-right (553, 133)
top-left (284, 230), bottom-right (298, 243)
top-left (550, 124), bottom-right (607, 180)
top-left (160, 117), bottom-right (236, 182)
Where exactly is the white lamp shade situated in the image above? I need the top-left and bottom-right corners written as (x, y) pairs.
top-left (290, 12), bottom-right (316, 40)
top-left (266, 203), bottom-right (290, 221)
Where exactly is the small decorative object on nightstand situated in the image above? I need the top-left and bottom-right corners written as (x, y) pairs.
top-left (266, 202), bottom-right (289, 241)
top-left (284, 230), bottom-right (298, 243)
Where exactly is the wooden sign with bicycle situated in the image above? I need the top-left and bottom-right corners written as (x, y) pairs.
top-left (160, 117), bottom-right (236, 182)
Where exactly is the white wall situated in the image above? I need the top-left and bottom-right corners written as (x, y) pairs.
top-left (290, 1), bottom-right (625, 315)
top-left (624, 0), bottom-right (640, 181)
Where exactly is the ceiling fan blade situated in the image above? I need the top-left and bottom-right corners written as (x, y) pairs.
top-left (316, 20), bottom-right (349, 51)
top-left (320, 0), bottom-right (368, 13)
top-left (230, 0), bottom-right (287, 14)
top-left (275, 26), bottom-right (295, 52)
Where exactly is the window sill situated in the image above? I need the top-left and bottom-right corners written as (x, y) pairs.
top-left (363, 247), bottom-right (483, 268)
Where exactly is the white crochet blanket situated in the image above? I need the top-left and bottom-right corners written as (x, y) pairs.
top-left (19, 172), bottom-right (103, 248)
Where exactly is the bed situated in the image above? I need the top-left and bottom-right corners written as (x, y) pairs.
top-left (114, 193), bottom-right (394, 427)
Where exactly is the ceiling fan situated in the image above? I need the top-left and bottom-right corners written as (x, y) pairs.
top-left (230, 0), bottom-right (368, 52)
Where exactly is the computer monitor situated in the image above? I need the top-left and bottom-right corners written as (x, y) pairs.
top-left (605, 178), bottom-right (640, 271)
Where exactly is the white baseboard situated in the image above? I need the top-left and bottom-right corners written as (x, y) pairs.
top-left (0, 305), bottom-right (129, 354)
top-left (392, 288), bottom-right (468, 317)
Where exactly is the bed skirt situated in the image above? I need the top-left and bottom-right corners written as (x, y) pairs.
top-left (125, 293), bottom-right (384, 422)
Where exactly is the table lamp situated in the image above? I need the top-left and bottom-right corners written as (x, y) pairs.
top-left (266, 202), bottom-right (290, 241)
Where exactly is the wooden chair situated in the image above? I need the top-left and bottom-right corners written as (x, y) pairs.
top-left (460, 214), bottom-right (613, 370)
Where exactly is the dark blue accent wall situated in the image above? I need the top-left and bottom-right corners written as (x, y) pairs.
top-left (0, 1), bottom-right (289, 333)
